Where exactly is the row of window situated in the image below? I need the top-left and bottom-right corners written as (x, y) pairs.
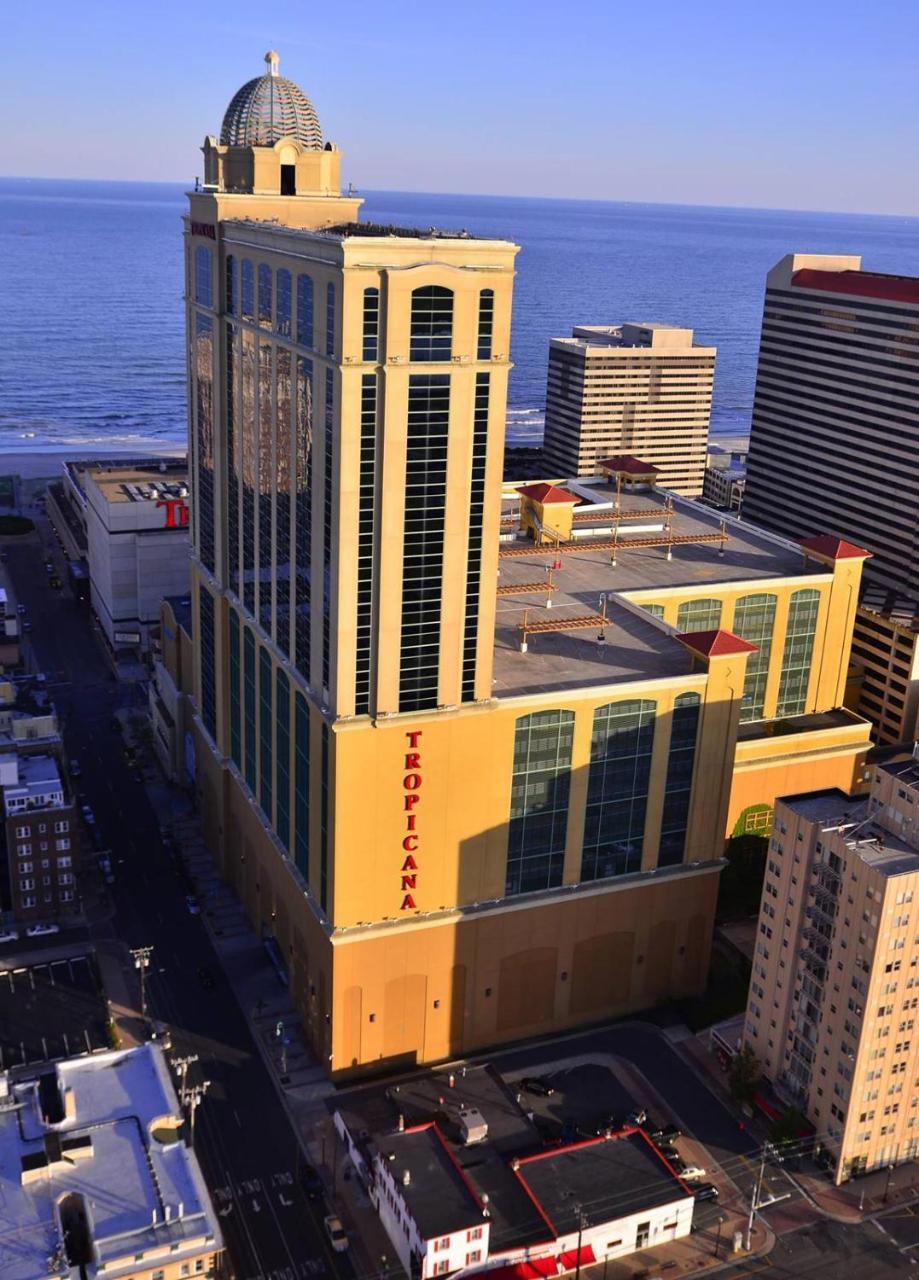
top-left (506, 695), bottom-right (701, 897)
top-left (15, 821), bottom-right (68, 836)
top-left (643, 589), bottom-right (821, 721)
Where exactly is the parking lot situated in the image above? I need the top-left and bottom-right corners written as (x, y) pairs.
top-left (0, 952), bottom-right (110, 1066)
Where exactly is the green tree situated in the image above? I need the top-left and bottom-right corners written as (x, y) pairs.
top-left (728, 1044), bottom-right (761, 1105)
top-left (718, 833), bottom-right (768, 918)
top-left (769, 1106), bottom-right (808, 1149)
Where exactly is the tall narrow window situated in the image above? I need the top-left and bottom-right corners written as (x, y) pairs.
top-left (276, 348), bottom-right (292, 659)
top-left (506, 710), bottom-right (575, 897)
top-left (325, 282), bottom-right (336, 357)
top-left (226, 322), bottom-right (239, 594)
top-left (258, 342), bottom-right (273, 634)
top-left (320, 723), bottom-right (330, 911)
top-left (259, 647), bottom-right (273, 818)
top-left (321, 370), bottom-right (335, 693)
top-left (410, 286), bottom-right (453, 362)
top-left (276, 268), bottom-right (292, 337)
top-left (194, 314), bottom-right (215, 573)
top-left (733, 593), bottom-right (777, 722)
top-left (477, 289), bottom-right (494, 360)
top-left (241, 331), bottom-right (257, 615)
top-left (658, 693), bottom-right (701, 867)
top-left (399, 375), bottom-right (449, 712)
top-left (194, 246), bottom-right (212, 307)
top-left (362, 287), bottom-right (380, 362)
top-left (297, 274), bottom-right (314, 348)
top-left (462, 374), bottom-right (488, 701)
top-left (225, 254), bottom-right (237, 316)
top-left (276, 670), bottom-right (290, 849)
top-left (582, 700), bottom-right (656, 881)
top-left (777, 588), bottom-right (821, 716)
top-left (243, 629), bottom-right (256, 792)
top-left (355, 375), bottom-right (377, 715)
top-left (228, 611), bottom-right (241, 768)
top-left (241, 259), bottom-right (254, 322)
top-left (294, 693), bottom-right (310, 877)
top-left (258, 264), bottom-right (272, 328)
top-left (294, 357), bottom-right (313, 680)
top-left (676, 598), bottom-right (722, 633)
top-left (199, 588), bottom-right (216, 741)
top-left (281, 164), bottom-right (296, 195)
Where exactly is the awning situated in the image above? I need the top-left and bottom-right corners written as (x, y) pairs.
top-left (559, 1245), bottom-right (595, 1272)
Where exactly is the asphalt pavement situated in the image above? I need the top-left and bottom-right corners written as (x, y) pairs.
top-left (4, 518), bottom-right (349, 1280)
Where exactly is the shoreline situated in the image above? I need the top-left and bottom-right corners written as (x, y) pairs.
top-left (0, 443), bottom-right (187, 482)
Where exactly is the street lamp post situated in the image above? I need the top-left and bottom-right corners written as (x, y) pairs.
top-left (714, 1214), bottom-right (725, 1258)
top-left (130, 945), bottom-right (154, 1023)
top-left (883, 1164), bottom-right (895, 1204)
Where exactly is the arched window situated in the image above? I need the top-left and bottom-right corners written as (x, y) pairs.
top-left (477, 288), bottom-right (494, 359)
top-left (362, 287), bottom-right (380, 362)
top-left (410, 285), bottom-right (453, 361)
top-left (676, 598), bottom-right (722, 633)
top-left (258, 264), bottom-right (272, 327)
top-left (776, 588), bottom-right (821, 716)
top-left (581, 699), bottom-right (656, 881)
top-left (658, 692), bottom-right (701, 867)
top-left (732, 593), bottom-right (777, 722)
top-left (506, 710), bottom-right (575, 897)
top-left (296, 274), bottom-right (314, 348)
top-left (276, 269), bottom-right (292, 337)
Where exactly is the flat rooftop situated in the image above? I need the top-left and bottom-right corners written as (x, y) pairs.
top-left (517, 1130), bottom-right (692, 1234)
top-left (783, 789), bottom-right (919, 877)
top-left (493, 483), bottom-right (826, 698)
top-left (86, 465), bottom-right (190, 505)
top-left (0, 1044), bottom-right (221, 1280)
top-left (376, 1125), bottom-right (485, 1239)
top-left (553, 322), bottom-right (714, 354)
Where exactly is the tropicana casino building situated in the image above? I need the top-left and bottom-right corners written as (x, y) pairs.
top-left (185, 54), bottom-right (874, 1075)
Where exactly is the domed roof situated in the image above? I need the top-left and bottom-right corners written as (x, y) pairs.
top-left (220, 52), bottom-right (323, 150)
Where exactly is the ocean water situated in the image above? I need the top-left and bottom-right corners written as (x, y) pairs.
top-left (1, 176), bottom-right (918, 452)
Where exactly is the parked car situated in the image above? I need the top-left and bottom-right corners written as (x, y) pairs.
top-left (652, 1123), bottom-right (682, 1144)
top-left (681, 1165), bottom-right (706, 1181)
top-left (0, 929), bottom-right (19, 945)
top-left (694, 1183), bottom-right (719, 1203)
top-left (625, 1108), bottom-right (647, 1127)
top-left (185, 895), bottom-right (200, 915)
top-left (301, 1164), bottom-right (324, 1200)
top-left (44, 561), bottom-right (54, 574)
top-left (657, 1144), bottom-right (680, 1162)
top-left (519, 1076), bottom-right (555, 1097)
top-left (26, 923), bottom-right (60, 938)
top-left (324, 1216), bottom-right (349, 1253)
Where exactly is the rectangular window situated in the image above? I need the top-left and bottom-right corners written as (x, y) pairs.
top-left (733, 593), bottom-right (777, 722)
top-left (199, 586), bottom-right (217, 741)
top-left (477, 288), bottom-right (494, 360)
top-left (258, 263), bottom-right (272, 328)
top-left (276, 670), bottom-right (290, 849)
top-left (507, 710), bottom-right (575, 896)
top-left (53, 821), bottom-right (68, 834)
top-left (362, 287), bottom-right (380, 362)
top-left (582, 699), bottom-right (656, 880)
top-left (461, 374), bottom-right (489, 701)
top-left (55, 839), bottom-right (70, 851)
top-left (244, 628), bottom-right (256, 793)
top-left (294, 693), bottom-right (310, 877)
top-left (225, 253), bottom-right (236, 315)
top-left (676, 598), bottom-right (722, 632)
top-left (259, 647), bottom-right (273, 819)
top-left (229, 610), bottom-right (242, 768)
top-left (276, 347), bottom-right (293, 659)
top-left (355, 374), bottom-right (377, 715)
top-left (658, 692), bottom-right (701, 866)
top-left (242, 328), bottom-right (257, 615)
top-left (400, 375), bottom-right (450, 712)
top-left (321, 369), bottom-right (335, 692)
top-left (258, 340), bottom-right (274, 633)
top-left (241, 258), bottom-right (255, 322)
top-left (325, 282), bottom-right (336, 356)
top-left (777, 589), bottom-right (821, 716)
top-left (195, 313), bottom-right (215, 572)
top-left (295, 357), bottom-right (314, 680)
top-left (410, 286), bottom-right (453, 361)
top-left (320, 722), bottom-right (330, 911)
top-left (227, 320), bottom-right (240, 594)
top-left (14, 826), bottom-right (27, 839)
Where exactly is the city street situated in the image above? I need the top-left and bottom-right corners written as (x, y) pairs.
top-left (3, 516), bottom-right (349, 1280)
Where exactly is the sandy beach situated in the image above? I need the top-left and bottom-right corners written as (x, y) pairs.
top-left (0, 443), bottom-right (187, 483)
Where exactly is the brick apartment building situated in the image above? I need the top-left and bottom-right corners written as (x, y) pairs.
top-left (2, 753), bottom-right (81, 922)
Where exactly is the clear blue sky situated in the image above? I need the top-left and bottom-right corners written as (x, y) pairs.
top-left (4, 0), bottom-right (916, 213)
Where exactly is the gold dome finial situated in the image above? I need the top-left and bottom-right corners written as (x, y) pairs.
top-left (265, 50), bottom-right (280, 77)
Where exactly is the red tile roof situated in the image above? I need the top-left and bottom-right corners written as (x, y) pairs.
top-left (597, 455), bottom-right (659, 476)
top-left (800, 535), bottom-right (872, 561)
top-left (792, 268), bottom-right (919, 305)
top-left (516, 483), bottom-right (580, 504)
top-left (676, 629), bottom-right (759, 658)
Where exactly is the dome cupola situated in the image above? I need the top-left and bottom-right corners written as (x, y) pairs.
top-left (220, 51), bottom-right (323, 150)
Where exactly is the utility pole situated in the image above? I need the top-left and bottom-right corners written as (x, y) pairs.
top-left (745, 1145), bottom-right (770, 1251)
top-left (130, 946), bottom-right (154, 1022)
top-left (185, 1080), bottom-right (211, 1145)
top-left (172, 1054), bottom-right (199, 1104)
top-left (574, 1205), bottom-right (587, 1280)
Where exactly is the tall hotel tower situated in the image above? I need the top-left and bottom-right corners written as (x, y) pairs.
top-left (186, 60), bottom-right (870, 1075)
top-left (743, 255), bottom-right (919, 744)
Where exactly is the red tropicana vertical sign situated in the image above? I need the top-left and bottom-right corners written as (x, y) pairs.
top-left (157, 498), bottom-right (190, 528)
top-left (400, 730), bottom-right (422, 910)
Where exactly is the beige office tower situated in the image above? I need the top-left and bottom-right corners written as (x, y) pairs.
top-left (541, 324), bottom-right (716, 493)
top-left (744, 752), bottom-right (919, 1183)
